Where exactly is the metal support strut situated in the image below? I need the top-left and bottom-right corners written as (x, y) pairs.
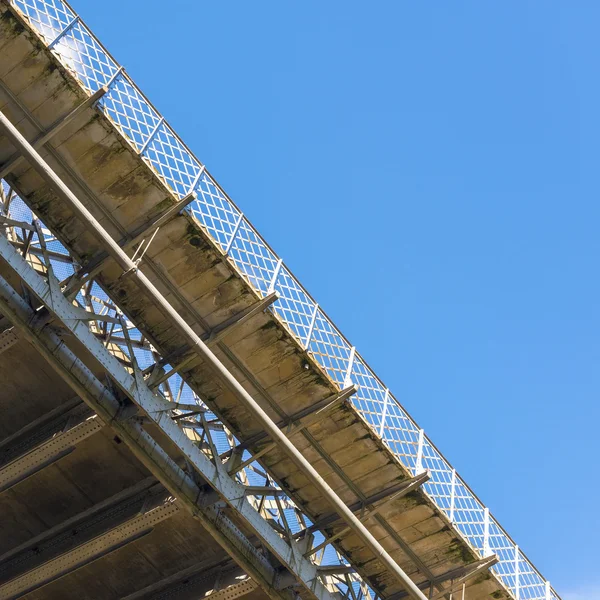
top-left (0, 107), bottom-right (428, 600)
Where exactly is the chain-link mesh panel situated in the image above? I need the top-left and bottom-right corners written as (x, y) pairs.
top-left (271, 264), bottom-right (317, 344)
top-left (190, 172), bottom-right (241, 250)
top-left (378, 393), bottom-right (421, 472)
top-left (308, 310), bottom-right (353, 386)
top-left (348, 356), bottom-right (387, 432)
top-left (142, 122), bottom-right (201, 198)
top-left (8, 1), bottom-right (560, 597)
top-left (13, 0), bottom-right (73, 44)
top-left (226, 218), bottom-right (279, 294)
top-left (51, 20), bottom-right (118, 91)
top-left (100, 73), bottom-right (162, 152)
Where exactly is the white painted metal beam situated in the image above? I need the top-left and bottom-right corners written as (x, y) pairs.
top-left (62, 190), bottom-right (199, 296)
top-left (299, 471), bottom-right (431, 537)
top-left (147, 292), bottom-right (279, 390)
top-left (387, 556), bottom-right (500, 600)
top-left (231, 385), bottom-right (357, 454)
top-left (0, 85), bottom-right (107, 180)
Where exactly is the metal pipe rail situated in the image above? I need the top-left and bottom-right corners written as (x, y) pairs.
top-left (0, 109), bottom-right (429, 600)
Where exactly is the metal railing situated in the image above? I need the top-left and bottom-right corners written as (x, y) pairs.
top-left (7, 2), bottom-right (559, 598)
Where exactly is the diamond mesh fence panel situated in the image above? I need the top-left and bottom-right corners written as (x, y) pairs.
top-left (8, 2), bottom-right (560, 598)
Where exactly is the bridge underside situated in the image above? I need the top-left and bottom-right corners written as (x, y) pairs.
top-left (0, 3), bottom-right (513, 600)
top-left (0, 320), bottom-right (265, 600)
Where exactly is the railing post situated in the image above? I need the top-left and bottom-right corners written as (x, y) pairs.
top-left (343, 346), bottom-right (356, 388)
top-left (268, 259), bottom-right (283, 295)
top-left (304, 303), bottom-right (319, 350)
top-left (104, 65), bottom-right (124, 91)
top-left (483, 507), bottom-right (491, 557)
top-left (514, 545), bottom-right (520, 599)
top-left (378, 388), bottom-right (390, 437)
top-left (48, 15), bottom-right (80, 49)
top-left (415, 429), bottom-right (425, 475)
top-left (139, 117), bottom-right (164, 155)
top-left (449, 468), bottom-right (456, 523)
top-left (187, 164), bottom-right (206, 196)
top-left (224, 212), bottom-right (244, 255)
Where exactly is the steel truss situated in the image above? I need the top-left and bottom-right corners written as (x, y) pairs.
top-left (0, 95), bottom-right (436, 600)
top-left (1, 2), bottom-right (559, 598)
top-left (0, 95), bottom-right (418, 594)
top-left (0, 180), bottom-right (396, 600)
top-left (0, 65), bottom-right (513, 599)
top-left (0, 188), bottom-right (338, 600)
top-left (0, 1), bottom-right (559, 597)
top-left (0, 174), bottom-right (499, 600)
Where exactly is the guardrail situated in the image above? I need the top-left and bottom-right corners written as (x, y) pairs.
top-left (8, 2), bottom-right (559, 598)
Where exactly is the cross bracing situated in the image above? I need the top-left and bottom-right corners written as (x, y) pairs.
top-left (0, 1), bottom-right (560, 599)
top-left (0, 183), bottom-right (360, 599)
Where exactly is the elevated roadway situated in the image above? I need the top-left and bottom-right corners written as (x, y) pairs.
top-left (0, 2), bottom-right (558, 599)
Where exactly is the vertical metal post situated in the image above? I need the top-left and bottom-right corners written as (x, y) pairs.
top-left (224, 212), bottom-right (244, 255)
top-left (139, 117), bottom-right (164, 155)
top-left (187, 164), bottom-right (206, 196)
top-left (304, 303), bottom-right (319, 350)
top-left (48, 15), bottom-right (80, 49)
top-left (514, 545), bottom-right (520, 599)
top-left (415, 428), bottom-right (425, 475)
top-left (268, 259), bottom-right (283, 294)
top-left (104, 65), bottom-right (124, 91)
top-left (545, 581), bottom-right (551, 600)
top-left (449, 468), bottom-right (456, 523)
top-left (343, 346), bottom-right (356, 388)
top-left (378, 388), bottom-right (390, 438)
top-left (483, 507), bottom-right (491, 557)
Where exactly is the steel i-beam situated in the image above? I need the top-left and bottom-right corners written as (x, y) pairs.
top-left (123, 561), bottom-right (257, 600)
top-left (0, 481), bottom-right (174, 598)
top-left (0, 413), bottom-right (102, 493)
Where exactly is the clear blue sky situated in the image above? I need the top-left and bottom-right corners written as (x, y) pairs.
top-left (79, 2), bottom-right (598, 597)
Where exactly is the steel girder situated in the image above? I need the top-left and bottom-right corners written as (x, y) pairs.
top-left (0, 409), bottom-right (101, 493)
top-left (122, 560), bottom-right (258, 600)
top-left (0, 480), bottom-right (175, 598)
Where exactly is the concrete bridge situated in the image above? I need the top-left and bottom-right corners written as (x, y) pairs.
top-left (0, 2), bottom-right (558, 599)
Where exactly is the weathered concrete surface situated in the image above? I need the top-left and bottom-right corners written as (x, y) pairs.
top-left (0, 3), bottom-right (511, 599)
top-left (0, 328), bottom-right (261, 599)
